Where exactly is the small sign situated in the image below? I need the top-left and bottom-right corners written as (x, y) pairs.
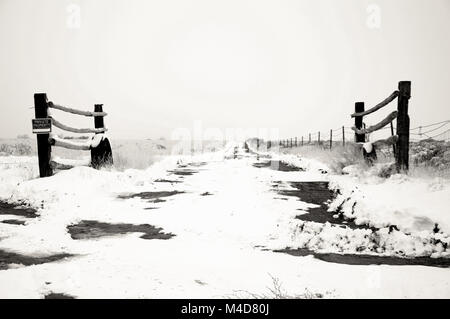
top-left (32, 118), bottom-right (52, 134)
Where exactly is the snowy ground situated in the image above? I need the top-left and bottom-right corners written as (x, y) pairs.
top-left (0, 144), bottom-right (450, 298)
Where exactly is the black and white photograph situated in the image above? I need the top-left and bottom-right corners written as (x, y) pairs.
top-left (1, 0), bottom-right (450, 305)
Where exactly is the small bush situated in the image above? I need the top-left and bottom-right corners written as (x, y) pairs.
top-left (113, 149), bottom-right (156, 170)
top-left (411, 140), bottom-right (450, 170)
top-left (0, 143), bottom-right (32, 156)
top-left (280, 143), bottom-right (383, 174)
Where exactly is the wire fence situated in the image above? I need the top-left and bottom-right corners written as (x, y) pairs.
top-left (279, 119), bottom-right (450, 149)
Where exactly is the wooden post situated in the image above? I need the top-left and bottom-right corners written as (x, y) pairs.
top-left (34, 93), bottom-right (53, 178)
top-left (91, 104), bottom-right (113, 169)
top-left (295, 137), bottom-right (297, 147)
top-left (309, 133), bottom-right (311, 144)
top-left (318, 131), bottom-right (320, 145)
top-left (342, 126), bottom-right (345, 147)
top-left (330, 129), bottom-right (332, 150)
top-left (396, 81), bottom-right (411, 172)
top-left (355, 102), bottom-right (365, 143)
top-left (256, 138), bottom-right (260, 150)
top-left (390, 121), bottom-right (396, 159)
top-left (301, 136), bottom-right (304, 146)
top-left (94, 104), bottom-right (105, 129)
top-left (290, 138), bottom-right (293, 148)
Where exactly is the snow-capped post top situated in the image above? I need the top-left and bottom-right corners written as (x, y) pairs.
top-left (363, 142), bottom-right (373, 153)
top-left (91, 104), bottom-right (114, 169)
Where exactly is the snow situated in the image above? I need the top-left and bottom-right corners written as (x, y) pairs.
top-left (1, 143), bottom-right (450, 298)
top-left (90, 134), bottom-right (105, 148)
top-left (328, 165), bottom-right (450, 234)
top-left (362, 142), bottom-right (373, 153)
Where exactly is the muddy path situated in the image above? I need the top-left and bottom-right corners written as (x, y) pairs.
top-left (1, 149), bottom-right (449, 298)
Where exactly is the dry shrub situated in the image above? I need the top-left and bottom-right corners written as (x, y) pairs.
top-left (0, 143), bottom-right (32, 156)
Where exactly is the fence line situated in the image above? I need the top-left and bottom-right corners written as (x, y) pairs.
top-left (276, 121), bottom-right (448, 148)
top-left (32, 94), bottom-right (113, 178)
top-left (266, 82), bottom-right (411, 171)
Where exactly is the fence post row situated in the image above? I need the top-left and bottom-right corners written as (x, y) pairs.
top-left (290, 82), bottom-right (410, 173)
top-left (34, 93), bottom-right (53, 178)
top-left (396, 81), bottom-right (411, 172)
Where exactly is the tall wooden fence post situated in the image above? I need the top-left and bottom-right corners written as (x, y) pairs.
top-left (318, 131), bottom-right (320, 145)
top-left (34, 93), bottom-right (53, 178)
top-left (301, 136), bottom-right (304, 146)
top-left (342, 126), bottom-right (345, 147)
top-left (396, 81), bottom-right (411, 172)
top-left (309, 133), bottom-right (311, 144)
top-left (329, 129), bottom-right (332, 150)
top-left (91, 104), bottom-right (113, 169)
top-left (355, 102), bottom-right (365, 143)
top-left (295, 137), bottom-right (297, 147)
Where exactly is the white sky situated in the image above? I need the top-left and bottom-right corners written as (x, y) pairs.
top-left (1, 0), bottom-right (449, 140)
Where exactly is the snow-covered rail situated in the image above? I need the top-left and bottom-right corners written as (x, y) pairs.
top-left (32, 93), bottom-right (113, 178)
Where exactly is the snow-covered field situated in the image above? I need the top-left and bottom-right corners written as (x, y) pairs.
top-left (0, 142), bottom-right (450, 298)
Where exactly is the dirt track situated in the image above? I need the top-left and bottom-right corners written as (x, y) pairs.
top-left (1, 148), bottom-right (450, 298)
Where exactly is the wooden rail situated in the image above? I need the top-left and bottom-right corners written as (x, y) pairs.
top-left (48, 102), bottom-right (108, 117)
top-left (351, 111), bottom-right (398, 134)
top-left (52, 118), bottom-right (108, 134)
top-left (351, 91), bottom-right (399, 118)
top-left (48, 136), bottom-right (91, 151)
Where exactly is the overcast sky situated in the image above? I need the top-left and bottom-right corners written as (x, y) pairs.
top-left (1, 0), bottom-right (449, 140)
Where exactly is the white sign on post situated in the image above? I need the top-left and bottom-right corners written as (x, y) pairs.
top-left (32, 118), bottom-right (52, 134)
